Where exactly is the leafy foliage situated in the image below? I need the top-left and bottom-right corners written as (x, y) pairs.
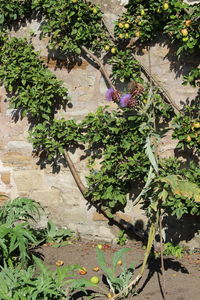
top-left (42, 220), bottom-right (73, 247)
top-left (0, 197), bottom-right (42, 225)
top-left (32, 0), bottom-right (110, 55)
top-left (108, 49), bottom-right (142, 83)
top-left (0, 258), bottom-right (81, 300)
top-left (143, 158), bottom-right (200, 219)
top-left (163, 242), bottom-right (184, 258)
top-left (172, 99), bottom-right (200, 154)
top-left (0, 37), bottom-right (69, 122)
top-left (0, 0), bottom-right (31, 26)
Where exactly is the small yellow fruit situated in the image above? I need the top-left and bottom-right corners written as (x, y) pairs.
top-left (79, 267), bottom-right (87, 275)
top-left (187, 135), bottom-right (191, 142)
top-left (56, 260), bottom-right (64, 266)
top-left (163, 3), bottom-right (169, 10)
top-left (90, 276), bottom-right (100, 284)
top-left (93, 266), bottom-right (100, 272)
top-left (104, 45), bottom-right (110, 51)
top-left (107, 293), bottom-right (114, 298)
top-left (193, 122), bottom-right (200, 129)
top-left (185, 20), bottom-right (192, 27)
top-left (97, 244), bottom-right (103, 249)
top-left (143, 99), bottom-right (147, 103)
top-left (182, 37), bottom-right (188, 42)
top-left (119, 33), bottom-right (124, 39)
top-left (135, 31), bottom-right (141, 38)
top-left (93, 8), bottom-right (98, 14)
top-left (181, 28), bottom-right (188, 36)
top-left (117, 260), bottom-right (123, 266)
top-left (124, 23), bottom-right (130, 29)
top-left (118, 23), bottom-right (124, 28)
top-left (125, 33), bottom-right (129, 38)
top-left (72, 0), bottom-right (77, 3)
top-left (111, 47), bottom-right (117, 54)
top-left (140, 9), bottom-right (145, 16)
top-left (138, 21), bottom-right (143, 26)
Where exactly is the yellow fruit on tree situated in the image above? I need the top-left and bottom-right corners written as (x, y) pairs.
top-left (118, 23), bottom-right (124, 28)
top-left (181, 28), bottom-right (188, 36)
top-left (182, 37), bottom-right (188, 42)
top-left (124, 23), bottom-right (130, 29)
top-left (119, 33), bottom-right (124, 39)
top-left (140, 9), bottom-right (145, 16)
top-left (135, 31), bottom-right (141, 38)
top-left (125, 33), bottom-right (129, 38)
top-left (163, 3), bottom-right (169, 10)
top-left (72, 0), bottom-right (77, 3)
top-left (193, 122), bottom-right (200, 129)
top-left (187, 135), bottom-right (191, 142)
top-left (185, 20), bottom-right (192, 27)
top-left (104, 45), bottom-right (110, 51)
top-left (111, 47), bottom-right (117, 54)
top-left (93, 7), bottom-right (98, 14)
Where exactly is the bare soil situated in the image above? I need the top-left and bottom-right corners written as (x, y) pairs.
top-left (41, 239), bottom-right (200, 300)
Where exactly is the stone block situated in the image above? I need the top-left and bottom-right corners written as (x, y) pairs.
top-left (1, 152), bottom-right (32, 166)
top-left (0, 192), bottom-right (9, 205)
top-left (31, 189), bottom-right (62, 206)
top-left (1, 171), bottom-right (10, 184)
top-left (7, 141), bottom-right (33, 156)
top-left (92, 212), bottom-right (107, 221)
top-left (13, 170), bottom-right (46, 192)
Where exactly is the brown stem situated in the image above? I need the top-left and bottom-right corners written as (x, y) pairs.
top-left (81, 45), bottom-right (115, 90)
top-left (63, 150), bottom-right (133, 232)
top-left (63, 150), bottom-right (86, 195)
top-left (132, 52), bottom-right (181, 114)
top-left (159, 212), bottom-right (166, 300)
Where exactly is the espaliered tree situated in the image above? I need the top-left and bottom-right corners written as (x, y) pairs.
top-left (0, 0), bottom-right (200, 299)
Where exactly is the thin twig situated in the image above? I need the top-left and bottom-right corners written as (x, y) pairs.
top-left (159, 212), bottom-right (166, 300)
top-left (81, 45), bottom-right (115, 90)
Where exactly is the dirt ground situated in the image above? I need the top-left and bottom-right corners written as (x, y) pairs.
top-left (41, 239), bottom-right (200, 300)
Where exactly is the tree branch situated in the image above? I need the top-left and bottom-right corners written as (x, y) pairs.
top-left (81, 45), bottom-right (115, 90)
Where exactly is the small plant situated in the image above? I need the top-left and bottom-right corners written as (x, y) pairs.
top-left (117, 230), bottom-right (127, 246)
top-left (43, 220), bottom-right (74, 247)
top-left (0, 258), bottom-right (82, 299)
top-left (163, 242), bottom-right (184, 258)
top-left (0, 197), bottom-right (42, 225)
top-left (96, 247), bottom-right (135, 298)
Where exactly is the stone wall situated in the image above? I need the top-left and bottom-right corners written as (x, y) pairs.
top-left (0, 0), bottom-right (199, 244)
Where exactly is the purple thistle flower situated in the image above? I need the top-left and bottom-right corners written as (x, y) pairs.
top-left (105, 88), bottom-right (115, 101)
top-left (120, 93), bottom-right (132, 107)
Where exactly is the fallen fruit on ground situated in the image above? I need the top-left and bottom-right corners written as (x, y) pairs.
top-left (107, 293), bottom-right (114, 298)
top-left (93, 266), bottom-right (100, 272)
top-left (79, 267), bottom-right (87, 275)
top-left (117, 260), bottom-right (123, 266)
top-left (56, 260), bottom-right (64, 266)
top-left (97, 244), bottom-right (103, 249)
top-left (90, 276), bottom-right (100, 284)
